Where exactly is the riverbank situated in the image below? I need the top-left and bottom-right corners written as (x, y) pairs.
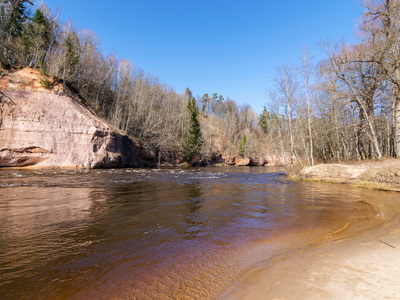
top-left (221, 204), bottom-right (400, 299)
top-left (220, 160), bottom-right (400, 299)
top-left (290, 158), bottom-right (400, 192)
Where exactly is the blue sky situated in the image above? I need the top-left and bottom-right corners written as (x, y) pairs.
top-left (40, 0), bottom-right (362, 113)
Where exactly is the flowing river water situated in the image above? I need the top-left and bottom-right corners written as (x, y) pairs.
top-left (0, 166), bottom-right (399, 299)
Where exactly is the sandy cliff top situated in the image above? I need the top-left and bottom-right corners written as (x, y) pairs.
top-left (1, 67), bottom-right (65, 94)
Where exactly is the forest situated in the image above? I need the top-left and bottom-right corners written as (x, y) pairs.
top-left (1, 0), bottom-right (400, 165)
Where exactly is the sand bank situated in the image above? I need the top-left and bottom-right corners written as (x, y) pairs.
top-left (293, 159), bottom-right (400, 192)
top-left (221, 202), bottom-right (400, 300)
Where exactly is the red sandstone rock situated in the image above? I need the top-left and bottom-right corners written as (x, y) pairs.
top-left (224, 156), bottom-right (236, 165)
top-left (264, 155), bottom-right (282, 165)
top-left (221, 155), bottom-right (293, 166)
top-left (249, 156), bottom-right (264, 166)
top-left (234, 156), bottom-right (250, 166)
top-left (0, 73), bottom-right (142, 168)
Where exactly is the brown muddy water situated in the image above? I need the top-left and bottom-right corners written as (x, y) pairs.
top-left (0, 166), bottom-right (398, 299)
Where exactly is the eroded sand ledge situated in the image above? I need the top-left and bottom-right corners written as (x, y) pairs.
top-left (295, 159), bottom-right (400, 192)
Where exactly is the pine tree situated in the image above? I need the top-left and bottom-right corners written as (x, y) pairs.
top-left (7, 0), bottom-right (32, 37)
top-left (201, 93), bottom-right (209, 114)
top-left (259, 106), bottom-right (270, 133)
top-left (183, 88), bottom-right (203, 161)
top-left (238, 134), bottom-right (247, 157)
top-left (61, 30), bottom-right (80, 84)
top-left (0, 3), bottom-right (9, 38)
top-left (31, 9), bottom-right (49, 45)
top-left (21, 8), bottom-right (50, 67)
top-left (0, 0), bottom-right (32, 67)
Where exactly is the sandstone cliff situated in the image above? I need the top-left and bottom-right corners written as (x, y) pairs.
top-left (0, 68), bottom-right (142, 168)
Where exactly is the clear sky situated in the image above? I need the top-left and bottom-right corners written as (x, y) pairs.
top-left (39, 0), bottom-right (363, 113)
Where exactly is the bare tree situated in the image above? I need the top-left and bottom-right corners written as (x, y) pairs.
top-left (322, 42), bottom-right (383, 158)
top-left (301, 48), bottom-right (315, 165)
top-left (274, 64), bottom-right (298, 165)
top-left (360, 0), bottom-right (400, 157)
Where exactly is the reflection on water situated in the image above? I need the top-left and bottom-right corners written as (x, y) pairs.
top-left (0, 167), bottom-right (398, 299)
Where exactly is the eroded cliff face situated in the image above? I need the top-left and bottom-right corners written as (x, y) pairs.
top-left (0, 69), bottom-right (142, 168)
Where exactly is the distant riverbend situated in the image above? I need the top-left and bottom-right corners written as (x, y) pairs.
top-left (0, 167), bottom-right (398, 299)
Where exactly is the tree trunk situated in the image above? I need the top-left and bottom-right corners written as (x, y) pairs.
top-left (302, 49), bottom-right (314, 166)
top-left (395, 94), bottom-right (400, 157)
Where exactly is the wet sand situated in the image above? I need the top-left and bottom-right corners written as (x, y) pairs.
top-left (221, 206), bottom-right (400, 300)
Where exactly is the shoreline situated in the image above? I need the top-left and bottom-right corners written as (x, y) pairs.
top-left (0, 163), bottom-right (285, 171)
top-left (220, 161), bottom-right (400, 300)
top-left (221, 210), bottom-right (400, 299)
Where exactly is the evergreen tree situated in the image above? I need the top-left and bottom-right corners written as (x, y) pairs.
top-left (0, 3), bottom-right (10, 39)
top-left (238, 134), bottom-right (247, 157)
top-left (259, 106), bottom-right (270, 133)
top-left (21, 8), bottom-right (50, 67)
top-left (31, 8), bottom-right (45, 25)
top-left (6, 0), bottom-right (32, 37)
top-left (0, 0), bottom-right (32, 67)
top-left (31, 8), bottom-right (49, 45)
top-left (210, 92), bottom-right (218, 115)
top-left (184, 88), bottom-right (203, 161)
top-left (201, 93), bottom-right (209, 114)
top-left (61, 30), bottom-right (80, 83)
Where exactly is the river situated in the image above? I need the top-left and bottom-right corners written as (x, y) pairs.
top-left (0, 167), bottom-right (398, 299)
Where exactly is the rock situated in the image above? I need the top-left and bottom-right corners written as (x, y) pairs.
top-left (249, 156), bottom-right (265, 166)
top-left (264, 155), bottom-right (282, 165)
top-left (234, 156), bottom-right (250, 166)
top-left (221, 154), bottom-right (293, 166)
top-left (0, 88), bottom-right (142, 168)
top-left (224, 156), bottom-right (236, 165)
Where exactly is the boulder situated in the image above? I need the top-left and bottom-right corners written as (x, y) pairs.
top-left (221, 155), bottom-right (291, 166)
top-left (234, 156), bottom-right (250, 166)
top-left (264, 155), bottom-right (282, 165)
top-left (249, 156), bottom-right (265, 166)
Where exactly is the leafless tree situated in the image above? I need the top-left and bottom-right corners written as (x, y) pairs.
top-left (300, 48), bottom-right (315, 165)
top-left (359, 0), bottom-right (400, 157)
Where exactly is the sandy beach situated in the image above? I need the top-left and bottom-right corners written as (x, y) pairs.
top-left (221, 184), bottom-right (400, 299)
